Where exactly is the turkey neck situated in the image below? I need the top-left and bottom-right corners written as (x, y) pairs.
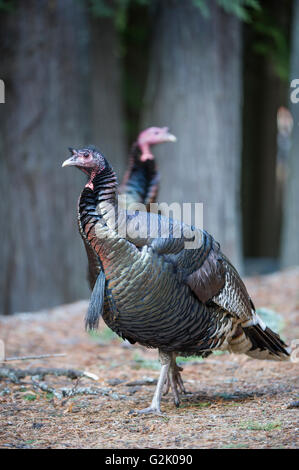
top-left (78, 163), bottom-right (118, 234)
top-left (92, 164), bottom-right (118, 208)
top-left (122, 143), bottom-right (157, 206)
top-left (78, 165), bottom-right (117, 290)
top-left (130, 142), bottom-right (156, 176)
top-left (78, 163), bottom-right (138, 276)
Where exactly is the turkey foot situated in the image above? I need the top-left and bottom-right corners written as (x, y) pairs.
top-left (163, 354), bottom-right (186, 407)
top-left (136, 406), bottom-right (163, 415)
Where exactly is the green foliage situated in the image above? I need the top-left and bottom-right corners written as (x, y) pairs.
top-left (87, 0), bottom-right (150, 31)
top-left (89, 0), bottom-right (114, 17)
top-left (251, 8), bottom-right (290, 81)
top-left (217, 0), bottom-right (260, 21)
top-left (87, 0), bottom-right (260, 26)
top-left (177, 355), bottom-right (204, 363)
top-left (223, 402), bottom-right (242, 407)
top-left (132, 352), bottom-right (160, 370)
top-left (23, 393), bottom-right (37, 401)
top-left (192, 0), bottom-right (261, 22)
top-left (221, 443), bottom-right (249, 448)
top-left (194, 401), bottom-right (211, 408)
top-left (256, 307), bottom-right (285, 334)
top-left (88, 325), bottom-right (119, 342)
top-left (240, 420), bottom-right (281, 431)
top-left (213, 350), bottom-right (226, 355)
top-left (0, 0), bottom-right (15, 12)
top-left (192, 0), bottom-right (210, 18)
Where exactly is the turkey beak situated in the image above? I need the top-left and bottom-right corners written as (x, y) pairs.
top-left (166, 132), bottom-right (177, 143)
top-left (62, 156), bottom-right (77, 167)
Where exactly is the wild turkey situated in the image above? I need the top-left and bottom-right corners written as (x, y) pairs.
top-left (119, 126), bottom-right (176, 210)
top-left (62, 147), bottom-right (290, 414)
top-left (78, 127), bottom-right (176, 291)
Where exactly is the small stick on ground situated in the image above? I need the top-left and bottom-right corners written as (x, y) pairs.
top-left (60, 376), bottom-right (81, 405)
top-left (0, 367), bottom-right (85, 383)
top-left (0, 366), bottom-right (109, 401)
top-left (1, 353), bottom-right (66, 363)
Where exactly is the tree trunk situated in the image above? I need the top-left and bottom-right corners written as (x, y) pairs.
top-left (281, 0), bottom-right (299, 268)
top-left (242, 0), bottom-right (292, 266)
top-left (0, 1), bottom-right (126, 314)
top-left (141, 0), bottom-right (243, 271)
top-left (90, 14), bottom-right (127, 177)
top-left (0, 0), bottom-right (91, 315)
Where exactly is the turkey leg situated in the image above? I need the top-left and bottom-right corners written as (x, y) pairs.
top-left (136, 350), bottom-right (171, 414)
top-left (163, 353), bottom-right (187, 407)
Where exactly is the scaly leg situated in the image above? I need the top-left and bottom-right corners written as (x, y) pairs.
top-left (164, 353), bottom-right (187, 407)
top-left (137, 350), bottom-right (171, 414)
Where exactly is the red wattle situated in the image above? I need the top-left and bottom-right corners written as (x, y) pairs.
top-left (140, 152), bottom-right (154, 162)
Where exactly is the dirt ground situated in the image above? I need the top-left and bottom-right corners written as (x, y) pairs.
top-left (0, 269), bottom-right (298, 449)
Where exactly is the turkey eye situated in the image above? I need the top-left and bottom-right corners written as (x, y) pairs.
top-left (83, 152), bottom-right (90, 158)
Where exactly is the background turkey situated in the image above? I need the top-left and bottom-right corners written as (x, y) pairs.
top-left (62, 146), bottom-right (290, 414)
top-left (119, 126), bottom-right (177, 211)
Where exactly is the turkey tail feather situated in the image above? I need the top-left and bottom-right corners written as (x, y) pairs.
top-left (85, 270), bottom-right (106, 331)
top-left (244, 324), bottom-right (290, 361)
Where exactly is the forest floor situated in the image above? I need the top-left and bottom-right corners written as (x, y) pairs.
top-left (0, 269), bottom-right (298, 449)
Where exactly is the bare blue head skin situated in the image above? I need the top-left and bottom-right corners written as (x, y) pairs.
top-left (62, 146), bottom-right (107, 190)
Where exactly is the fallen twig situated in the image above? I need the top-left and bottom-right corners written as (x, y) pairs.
top-left (126, 378), bottom-right (157, 387)
top-left (31, 377), bottom-right (60, 398)
top-left (0, 387), bottom-right (10, 396)
top-left (0, 367), bottom-right (85, 383)
top-left (31, 376), bottom-right (110, 400)
top-left (60, 376), bottom-right (81, 405)
top-left (287, 400), bottom-right (299, 409)
top-left (1, 353), bottom-right (66, 363)
top-left (0, 366), bottom-right (107, 400)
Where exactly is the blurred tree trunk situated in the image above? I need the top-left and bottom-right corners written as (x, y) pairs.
top-left (242, 53), bottom-right (286, 260)
top-left (0, 0), bottom-right (91, 315)
top-left (142, 0), bottom-right (243, 270)
top-left (121, 1), bottom-right (151, 145)
top-left (242, 0), bottom-right (291, 267)
top-left (281, 0), bottom-right (299, 267)
top-left (90, 14), bottom-right (127, 177)
top-left (0, 0), bottom-right (126, 314)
